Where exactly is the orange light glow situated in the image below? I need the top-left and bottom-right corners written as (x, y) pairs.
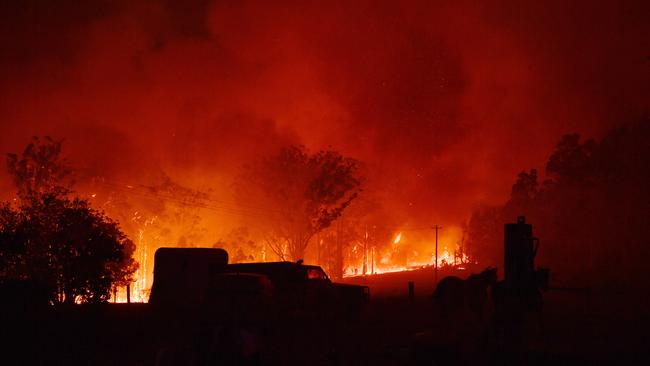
top-left (344, 239), bottom-right (472, 277)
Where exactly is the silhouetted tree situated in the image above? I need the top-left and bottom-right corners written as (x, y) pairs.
top-left (465, 120), bottom-right (650, 288)
top-left (465, 205), bottom-right (502, 267)
top-left (316, 186), bottom-right (387, 278)
top-left (53, 195), bottom-right (137, 303)
top-left (1, 137), bottom-right (137, 303)
top-left (545, 134), bottom-right (596, 185)
top-left (6, 136), bottom-right (72, 199)
top-left (0, 202), bottom-right (22, 279)
top-left (237, 146), bottom-right (361, 261)
top-left (508, 169), bottom-right (538, 208)
top-left (320, 218), bottom-right (359, 279)
top-left (0, 189), bottom-right (137, 303)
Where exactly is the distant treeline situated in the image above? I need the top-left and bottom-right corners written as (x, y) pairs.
top-left (465, 120), bottom-right (650, 288)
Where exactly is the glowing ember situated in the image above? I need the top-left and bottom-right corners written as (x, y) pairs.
top-left (393, 232), bottom-right (402, 244)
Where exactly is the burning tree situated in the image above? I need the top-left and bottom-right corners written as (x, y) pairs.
top-left (317, 189), bottom-right (390, 279)
top-left (237, 146), bottom-right (361, 261)
top-left (319, 218), bottom-right (359, 280)
top-left (84, 170), bottom-right (213, 301)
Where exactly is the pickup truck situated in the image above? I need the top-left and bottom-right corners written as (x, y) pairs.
top-left (147, 248), bottom-right (369, 364)
top-left (149, 247), bottom-right (369, 321)
top-left (3, 247), bottom-right (370, 364)
top-left (217, 260), bottom-right (370, 321)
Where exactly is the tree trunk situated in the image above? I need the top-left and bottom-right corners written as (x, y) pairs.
top-left (331, 229), bottom-right (344, 280)
top-left (63, 287), bottom-right (75, 304)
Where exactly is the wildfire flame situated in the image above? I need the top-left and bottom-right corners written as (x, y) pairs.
top-left (344, 228), bottom-right (473, 277)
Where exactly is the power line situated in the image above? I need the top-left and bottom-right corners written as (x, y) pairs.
top-left (73, 172), bottom-right (447, 232)
top-left (97, 182), bottom-right (284, 222)
top-left (73, 172), bottom-right (290, 221)
top-left (76, 171), bottom-right (286, 215)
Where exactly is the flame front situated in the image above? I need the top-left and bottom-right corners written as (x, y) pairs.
top-left (344, 228), bottom-right (473, 277)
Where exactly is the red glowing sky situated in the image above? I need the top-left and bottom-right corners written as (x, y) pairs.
top-left (1, 0), bottom-right (648, 227)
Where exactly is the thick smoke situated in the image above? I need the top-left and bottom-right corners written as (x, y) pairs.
top-left (1, 0), bottom-right (648, 229)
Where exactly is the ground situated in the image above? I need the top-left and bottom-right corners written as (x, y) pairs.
top-left (4, 270), bottom-right (649, 365)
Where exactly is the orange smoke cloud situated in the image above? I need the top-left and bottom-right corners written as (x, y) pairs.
top-left (0, 0), bottom-right (648, 229)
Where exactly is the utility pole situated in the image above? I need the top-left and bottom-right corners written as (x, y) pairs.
top-left (362, 225), bottom-right (368, 275)
top-left (316, 233), bottom-right (321, 266)
top-left (371, 225), bottom-right (376, 274)
top-left (433, 225), bottom-right (441, 284)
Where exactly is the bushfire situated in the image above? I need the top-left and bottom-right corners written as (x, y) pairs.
top-left (110, 229), bottom-right (472, 303)
top-left (344, 231), bottom-right (471, 277)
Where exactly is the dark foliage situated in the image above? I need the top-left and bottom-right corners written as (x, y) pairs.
top-left (1, 137), bottom-right (137, 303)
top-left (6, 136), bottom-right (72, 199)
top-left (0, 190), bottom-right (138, 304)
top-left (466, 120), bottom-right (650, 288)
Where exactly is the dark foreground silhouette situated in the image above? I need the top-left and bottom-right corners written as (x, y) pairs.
top-left (433, 267), bottom-right (497, 320)
top-left (3, 217), bottom-right (650, 365)
top-left (2, 276), bottom-right (650, 365)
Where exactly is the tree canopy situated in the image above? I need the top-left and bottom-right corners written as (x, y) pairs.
top-left (1, 137), bottom-right (137, 304)
top-left (6, 136), bottom-right (72, 199)
top-left (237, 146), bottom-right (362, 261)
top-left (465, 120), bottom-right (650, 288)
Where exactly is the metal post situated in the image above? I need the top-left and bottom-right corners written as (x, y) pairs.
top-left (362, 226), bottom-right (368, 275)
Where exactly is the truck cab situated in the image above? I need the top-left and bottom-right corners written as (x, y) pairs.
top-left (148, 248), bottom-right (369, 320)
top-left (217, 261), bottom-right (369, 320)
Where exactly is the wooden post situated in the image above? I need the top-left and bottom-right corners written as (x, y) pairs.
top-left (126, 284), bottom-right (131, 304)
top-left (408, 281), bottom-right (415, 302)
top-left (433, 225), bottom-right (441, 284)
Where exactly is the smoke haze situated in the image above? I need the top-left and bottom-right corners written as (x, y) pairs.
top-left (1, 0), bottom-right (648, 228)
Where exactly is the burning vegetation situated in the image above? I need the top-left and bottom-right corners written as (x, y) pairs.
top-left (1, 2), bottom-right (649, 365)
top-left (0, 136), bottom-right (482, 303)
top-left (0, 1), bottom-right (649, 305)
top-left (3, 118), bottom-right (650, 303)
